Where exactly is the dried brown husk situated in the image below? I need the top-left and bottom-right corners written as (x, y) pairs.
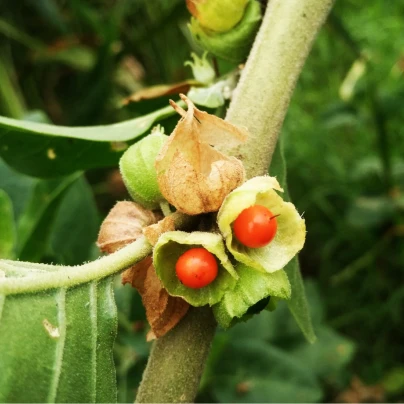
top-left (155, 94), bottom-right (247, 215)
top-left (97, 201), bottom-right (187, 339)
top-left (121, 80), bottom-right (200, 105)
top-left (143, 215), bottom-right (175, 246)
top-left (97, 201), bottom-right (161, 253)
top-left (121, 257), bottom-right (189, 340)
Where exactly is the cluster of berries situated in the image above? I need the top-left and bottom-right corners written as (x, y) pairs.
top-left (176, 205), bottom-right (278, 288)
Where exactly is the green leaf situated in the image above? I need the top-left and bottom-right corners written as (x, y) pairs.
top-left (213, 263), bottom-right (291, 328)
top-left (36, 45), bottom-right (96, 71)
top-left (0, 278), bottom-right (117, 403)
top-left (382, 367), bottom-right (404, 395)
top-left (0, 159), bottom-right (99, 264)
top-left (0, 233), bottom-right (152, 401)
top-left (346, 196), bottom-right (395, 229)
top-left (284, 258), bottom-right (316, 343)
top-left (217, 176), bottom-right (306, 273)
top-left (16, 174), bottom-right (80, 262)
top-left (0, 190), bottom-right (16, 259)
top-left (291, 326), bottom-right (355, 382)
top-left (48, 176), bottom-right (100, 265)
top-left (0, 158), bottom-right (36, 220)
top-left (0, 104), bottom-right (177, 178)
top-left (270, 139), bottom-right (316, 343)
top-left (211, 339), bottom-right (323, 403)
top-left (153, 231), bottom-right (238, 306)
top-left (204, 281), bottom-right (354, 402)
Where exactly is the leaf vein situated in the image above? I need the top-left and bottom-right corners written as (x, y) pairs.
top-left (90, 281), bottom-right (97, 403)
top-left (47, 288), bottom-right (67, 403)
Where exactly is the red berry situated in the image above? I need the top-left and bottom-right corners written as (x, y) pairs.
top-left (175, 248), bottom-right (218, 289)
top-left (233, 205), bottom-right (278, 248)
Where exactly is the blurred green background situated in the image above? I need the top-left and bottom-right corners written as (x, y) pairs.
top-left (0, 0), bottom-right (403, 402)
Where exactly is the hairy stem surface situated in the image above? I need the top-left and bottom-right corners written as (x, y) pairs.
top-left (135, 0), bottom-right (334, 402)
top-left (223, 0), bottom-right (335, 178)
top-left (136, 307), bottom-right (216, 403)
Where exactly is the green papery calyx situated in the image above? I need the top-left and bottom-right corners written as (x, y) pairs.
top-left (212, 263), bottom-right (291, 329)
top-left (119, 128), bottom-right (168, 209)
top-left (217, 176), bottom-right (306, 273)
top-left (153, 231), bottom-right (238, 307)
top-left (188, 0), bottom-right (262, 63)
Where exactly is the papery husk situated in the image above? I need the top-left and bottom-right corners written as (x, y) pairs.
top-left (97, 201), bottom-right (161, 253)
top-left (155, 94), bottom-right (247, 215)
top-left (217, 176), bottom-right (306, 273)
top-left (122, 257), bottom-right (189, 340)
top-left (153, 230), bottom-right (238, 306)
top-left (120, 131), bottom-right (168, 209)
top-left (143, 215), bottom-right (175, 246)
top-left (212, 262), bottom-right (291, 329)
top-left (98, 201), bottom-right (187, 339)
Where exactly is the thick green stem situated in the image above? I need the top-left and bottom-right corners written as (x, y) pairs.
top-left (0, 212), bottom-right (193, 295)
top-left (0, 237), bottom-right (152, 294)
top-left (135, 0), bottom-right (334, 402)
top-left (136, 307), bottom-right (216, 403)
top-left (223, 0), bottom-right (335, 178)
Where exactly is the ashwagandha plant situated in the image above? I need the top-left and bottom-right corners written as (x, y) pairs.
top-left (0, 0), bottom-right (335, 402)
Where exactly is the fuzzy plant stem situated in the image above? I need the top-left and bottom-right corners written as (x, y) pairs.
top-left (223, 0), bottom-right (335, 179)
top-left (135, 0), bottom-right (334, 402)
top-left (135, 307), bottom-right (216, 403)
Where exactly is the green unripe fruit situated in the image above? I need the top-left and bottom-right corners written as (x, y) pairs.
top-left (119, 132), bottom-right (168, 209)
top-left (187, 0), bottom-right (249, 33)
top-left (189, 0), bottom-right (262, 63)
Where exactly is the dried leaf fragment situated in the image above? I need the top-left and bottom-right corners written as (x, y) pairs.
top-left (122, 257), bottom-right (189, 339)
top-left (143, 216), bottom-right (175, 246)
top-left (155, 94), bottom-right (248, 215)
top-left (336, 376), bottom-right (384, 403)
top-left (122, 80), bottom-right (200, 105)
top-left (97, 201), bottom-right (161, 253)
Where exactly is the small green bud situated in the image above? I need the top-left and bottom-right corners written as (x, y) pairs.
top-left (184, 52), bottom-right (215, 85)
top-left (189, 0), bottom-right (262, 63)
top-left (187, 0), bottom-right (249, 33)
top-left (119, 127), bottom-right (168, 209)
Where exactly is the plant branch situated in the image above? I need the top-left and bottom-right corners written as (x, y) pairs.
top-left (0, 236), bottom-right (152, 294)
top-left (0, 212), bottom-right (194, 295)
top-left (135, 0), bottom-right (334, 402)
top-left (223, 0), bottom-right (335, 179)
top-left (135, 307), bottom-right (216, 403)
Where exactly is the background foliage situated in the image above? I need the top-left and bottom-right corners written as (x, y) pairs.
top-left (0, 0), bottom-right (403, 402)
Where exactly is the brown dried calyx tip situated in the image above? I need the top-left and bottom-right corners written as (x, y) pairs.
top-left (155, 94), bottom-right (248, 215)
top-left (121, 257), bottom-right (189, 340)
top-left (97, 201), bottom-right (161, 254)
top-left (98, 201), bottom-right (188, 340)
top-left (143, 216), bottom-right (175, 246)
